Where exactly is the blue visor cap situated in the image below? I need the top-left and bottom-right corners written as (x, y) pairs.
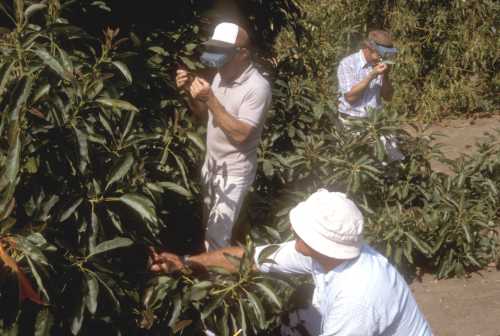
top-left (372, 43), bottom-right (398, 59)
top-left (200, 51), bottom-right (232, 68)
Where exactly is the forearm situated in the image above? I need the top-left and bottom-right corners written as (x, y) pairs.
top-left (380, 74), bottom-right (393, 101)
top-left (344, 75), bottom-right (374, 104)
top-left (189, 247), bottom-right (245, 273)
top-left (206, 94), bottom-right (253, 144)
top-left (186, 96), bottom-right (208, 120)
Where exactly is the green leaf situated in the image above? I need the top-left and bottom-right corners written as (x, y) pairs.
top-left (73, 127), bottom-right (89, 174)
top-left (35, 308), bottom-right (54, 336)
top-left (0, 61), bottom-right (15, 97)
top-left (24, 3), bottom-right (47, 21)
top-left (96, 98), bottom-right (139, 112)
top-left (255, 282), bottom-right (281, 309)
top-left (112, 61), bottom-right (132, 83)
top-left (105, 152), bottom-right (134, 190)
top-left (186, 131), bottom-right (205, 151)
top-left (70, 296), bottom-right (85, 335)
top-left (117, 193), bottom-right (157, 223)
top-left (257, 244), bottom-right (279, 265)
top-left (201, 294), bottom-right (225, 319)
top-left (34, 49), bottom-right (72, 81)
top-left (87, 237), bottom-right (133, 259)
top-left (179, 56), bottom-right (197, 70)
top-left (149, 181), bottom-right (192, 198)
top-left (245, 291), bottom-right (265, 329)
top-left (189, 281), bottom-right (212, 301)
top-left (32, 83), bottom-right (51, 103)
top-left (168, 294), bottom-right (182, 327)
top-left (238, 299), bottom-right (247, 335)
top-left (26, 257), bottom-right (49, 301)
top-left (59, 198), bottom-right (83, 222)
top-left (0, 124), bottom-right (20, 188)
top-left (85, 273), bottom-right (99, 314)
top-left (8, 75), bottom-right (33, 121)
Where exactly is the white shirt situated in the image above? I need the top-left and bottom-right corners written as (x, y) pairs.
top-left (255, 242), bottom-right (433, 336)
top-left (337, 50), bottom-right (383, 118)
top-left (205, 63), bottom-right (272, 177)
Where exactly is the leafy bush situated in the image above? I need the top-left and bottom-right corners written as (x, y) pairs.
top-left (0, 0), bottom-right (499, 335)
top-left (274, 0), bottom-right (499, 120)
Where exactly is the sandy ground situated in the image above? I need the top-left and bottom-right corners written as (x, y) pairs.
top-left (412, 269), bottom-right (500, 336)
top-left (409, 116), bottom-right (500, 336)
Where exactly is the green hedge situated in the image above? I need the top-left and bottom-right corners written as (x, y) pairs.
top-left (275, 0), bottom-right (499, 120)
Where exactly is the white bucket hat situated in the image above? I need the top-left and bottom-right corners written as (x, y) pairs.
top-left (290, 189), bottom-right (364, 259)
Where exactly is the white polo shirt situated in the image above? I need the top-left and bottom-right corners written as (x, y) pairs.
top-left (255, 242), bottom-right (433, 336)
top-left (337, 50), bottom-right (384, 118)
top-left (204, 63), bottom-right (271, 177)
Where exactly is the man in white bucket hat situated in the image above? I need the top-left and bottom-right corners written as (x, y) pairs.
top-left (175, 22), bottom-right (272, 251)
top-left (150, 189), bottom-right (433, 335)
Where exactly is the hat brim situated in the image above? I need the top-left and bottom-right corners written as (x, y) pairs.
top-left (290, 201), bottom-right (362, 260)
top-left (374, 44), bottom-right (398, 56)
top-left (200, 51), bottom-right (232, 68)
top-left (203, 39), bottom-right (235, 49)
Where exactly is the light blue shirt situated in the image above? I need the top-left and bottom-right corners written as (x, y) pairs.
top-left (337, 50), bottom-right (384, 118)
top-left (255, 242), bottom-right (432, 336)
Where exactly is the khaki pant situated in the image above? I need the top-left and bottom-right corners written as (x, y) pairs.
top-left (201, 165), bottom-right (255, 251)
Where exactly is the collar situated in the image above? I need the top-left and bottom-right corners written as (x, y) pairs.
top-left (357, 50), bottom-right (370, 68)
top-left (224, 63), bottom-right (254, 86)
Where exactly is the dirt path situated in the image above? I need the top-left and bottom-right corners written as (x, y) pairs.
top-left (409, 116), bottom-right (500, 336)
top-left (423, 115), bottom-right (500, 174)
top-left (411, 269), bottom-right (500, 336)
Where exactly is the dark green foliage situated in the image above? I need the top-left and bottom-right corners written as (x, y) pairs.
top-left (275, 0), bottom-right (499, 121)
top-left (0, 0), bottom-right (499, 335)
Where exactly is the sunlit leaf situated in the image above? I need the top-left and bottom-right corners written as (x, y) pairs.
top-left (87, 237), bottom-right (133, 258)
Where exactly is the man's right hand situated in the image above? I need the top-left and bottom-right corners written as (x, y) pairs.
top-left (369, 63), bottom-right (388, 79)
top-left (148, 247), bottom-right (185, 274)
top-left (176, 69), bottom-right (192, 92)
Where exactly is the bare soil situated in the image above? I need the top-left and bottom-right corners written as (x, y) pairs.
top-left (409, 116), bottom-right (500, 336)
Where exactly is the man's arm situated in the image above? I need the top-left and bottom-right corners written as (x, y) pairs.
top-left (149, 246), bottom-right (246, 273)
top-left (191, 77), bottom-right (254, 145)
top-left (149, 241), bottom-right (311, 275)
top-left (186, 95), bottom-right (209, 121)
top-left (340, 63), bottom-right (387, 105)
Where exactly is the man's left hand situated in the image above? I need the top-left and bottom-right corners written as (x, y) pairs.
top-left (190, 77), bottom-right (212, 102)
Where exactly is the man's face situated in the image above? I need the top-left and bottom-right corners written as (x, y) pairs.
top-left (365, 47), bottom-right (382, 65)
top-left (219, 47), bottom-right (246, 79)
top-left (293, 230), bottom-right (317, 257)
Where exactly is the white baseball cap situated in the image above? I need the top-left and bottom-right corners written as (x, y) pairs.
top-left (204, 22), bottom-right (240, 49)
top-left (201, 22), bottom-right (241, 68)
top-left (290, 189), bottom-right (364, 259)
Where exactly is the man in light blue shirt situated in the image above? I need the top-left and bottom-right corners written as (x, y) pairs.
top-left (150, 189), bottom-right (432, 335)
top-left (337, 30), bottom-right (405, 162)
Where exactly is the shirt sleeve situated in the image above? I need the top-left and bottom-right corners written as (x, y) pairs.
top-left (320, 299), bottom-right (379, 336)
top-left (254, 241), bottom-right (312, 275)
top-left (237, 82), bottom-right (272, 127)
top-left (337, 60), bottom-right (356, 94)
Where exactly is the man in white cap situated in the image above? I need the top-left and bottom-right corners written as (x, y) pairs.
top-left (337, 30), bottom-right (404, 162)
top-left (175, 22), bottom-right (272, 250)
top-left (150, 189), bottom-right (433, 335)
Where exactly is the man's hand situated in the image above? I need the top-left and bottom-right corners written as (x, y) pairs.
top-left (190, 77), bottom-right (212, 102)
top-left (176, 69), bottom-right (193, 92)
top-left (148, 247), bottom-right (184, 274)
top-left (369, 63), bottom-right (388, 79)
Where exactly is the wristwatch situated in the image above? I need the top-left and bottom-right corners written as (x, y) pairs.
top-left (181, 254), bottom-right (191, 267)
